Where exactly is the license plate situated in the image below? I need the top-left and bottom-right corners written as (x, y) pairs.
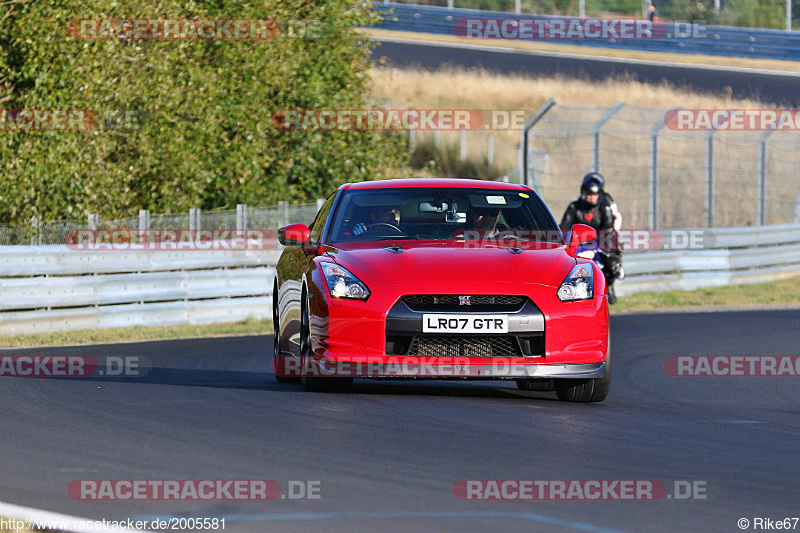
top-left (422, 314), bottom-right (508, 333)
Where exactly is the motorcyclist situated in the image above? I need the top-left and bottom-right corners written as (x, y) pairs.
top-left (560, 173), bottom-right (623, 303)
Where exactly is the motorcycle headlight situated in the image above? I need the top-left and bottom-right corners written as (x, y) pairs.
top-left (557, 263), bottom-right (594, 302)
top-left (321, 263), bottom-right (371, 300)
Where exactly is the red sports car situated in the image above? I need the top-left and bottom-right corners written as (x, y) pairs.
top-left (273, 178), bottom-right (610, 402)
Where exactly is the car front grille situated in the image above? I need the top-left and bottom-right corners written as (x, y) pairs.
top-left (406, 335), bottom-right (522, 357)
top-left (401, 295), bottom-right (527, 312)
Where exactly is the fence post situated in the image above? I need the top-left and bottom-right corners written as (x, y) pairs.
top-left (189, 208), bottom-right (200, 231)
top-left (705, 131), bottom-right (714, 228)
top-left (316, 198), bottom-right (325, 211)
top-left (433, 129), bottom-right (440, 149)
top-left (87, 213), bottom-right (99, 230)
top-left (793, 185), bottom-right (800, 224)
top-left (649, 123), bottom-right (666, 231)
top-left (591, 103), bottom-right (625, 173)
top-left (459, 128), bottom-right (466, 162)
top-left (408, 129), bottom-right (415, 150)
top-left (757, 130), bottom-right (775, 226)
top-left (487, 133), bottom-right (494, 168)
top-left (236, 204), bottom-right (248, 231)
top-left (138, 209), bottom-right (150, 232)
top-left (519, 98), bottom-right (557, 187)
top-left (30, 216), bottom-right (40, 246)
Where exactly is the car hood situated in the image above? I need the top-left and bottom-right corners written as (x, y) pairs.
top-left (323, 240), bottom-right (576, 288)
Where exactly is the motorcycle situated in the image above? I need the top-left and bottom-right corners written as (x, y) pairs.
top-left (576, 240), bottom-right (622, 304)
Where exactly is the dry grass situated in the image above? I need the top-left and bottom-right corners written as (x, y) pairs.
top-left (369, 66), bottom-right (764, 111)
top-left (363, 28), bottom-right (800, 74)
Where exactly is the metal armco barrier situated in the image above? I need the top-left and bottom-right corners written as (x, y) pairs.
top-left (0, 224), bottom-right (798, 334)
top-left (616, 223), bottom-right (800, 295)
top-left (0, 246), bottom-right (280, 335)
top-left (370, 3), bottom-right (800, 61)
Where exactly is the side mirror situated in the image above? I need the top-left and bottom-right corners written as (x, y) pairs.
top-left (278, 224), bottom-right (310, 246)
top-left (566, 224), bottom-right (596, 256)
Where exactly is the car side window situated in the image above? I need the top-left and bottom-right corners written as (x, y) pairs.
top-left (309, 193), bottom-right (336, 243)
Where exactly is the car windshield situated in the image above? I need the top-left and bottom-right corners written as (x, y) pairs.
top-left (328, 187), bottom-right (562, 244)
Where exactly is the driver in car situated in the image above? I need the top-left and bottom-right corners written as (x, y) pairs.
top-left (352, 206), bottom-right (401, 235)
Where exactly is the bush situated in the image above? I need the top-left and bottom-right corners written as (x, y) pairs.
top-left (0, 0), bottom-right (407, 224)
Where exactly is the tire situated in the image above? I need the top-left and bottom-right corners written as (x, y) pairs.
top-left (607, 283), bottom-right (617, 305)
top-left (554, 337), bottom-right (611, 403)
top-left (273, 280), bottom-right (298, 384)
top-left (299, 288), bottom-right (352, 393)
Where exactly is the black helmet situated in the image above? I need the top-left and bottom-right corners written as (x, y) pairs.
top-left (580, 179), bottom-right (601, 206)
top-left (582, 172), bottom-right (605, 191)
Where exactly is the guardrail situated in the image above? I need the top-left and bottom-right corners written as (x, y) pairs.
top-left (370, 3), bottom-right (800, 60)
top-left (616, 224), bottom-right (800, 295)
top-left (0, 245), bottom-right (281, 335)
top-left (0, 223), bottom-right (798, 334)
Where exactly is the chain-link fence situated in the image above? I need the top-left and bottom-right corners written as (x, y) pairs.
top-left (521, 101), bottom-right (800, 229)
top-left (0, 202), bottom-right (323, 246)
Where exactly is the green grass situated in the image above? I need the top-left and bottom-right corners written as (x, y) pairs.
top-left (0, 318), bottom-right (272, 349)
top-left (613, 275), bottom-right (800, 314)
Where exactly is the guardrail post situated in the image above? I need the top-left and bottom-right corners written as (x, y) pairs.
top-left (787, 0), bottom-right (792, 31)
top-left (433, 129), bottom-right (440, 149)
top-left (316, 198), bottom-right (325, 211)
top-left (459, 128), bottom-right (466, 162)
top-left (408, 129), bottom-right (415, 150)
top-left (579, 0), bottom-right (585, 18)
top-left (757, 129), bottom-right (775, 226)
top-left (515, 0), bottom-right (521, 14)
top-left (87, 213), bottom-right (99, 230)
top-left (138, 209), bottom-right (150, 232)
top-left (649, 121), bottom-right (666, 231)
top-left (236, 204), bottom-right (248, 231)
top-left (189, 208), bottom-right (200, 231)
top-left (447, 0), bottom-right (454, 9)
top-left (591, 103), bottom-right (625, 173)
top-left (487, 133), bottom-right (494, 168)
top-left (519, 98), bottom-right (557, 187)
top-left (705, 130), bottom-right (715, 228)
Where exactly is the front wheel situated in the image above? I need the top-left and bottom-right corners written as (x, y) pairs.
top-left (299, 289), bottom-right (352, 393)
top-left (273, 280), bottom-right (298, 384)
top-left (554, 338), bottom-right (611, 403)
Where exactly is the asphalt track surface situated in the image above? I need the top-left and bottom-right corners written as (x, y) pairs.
top-left (2, 309), bottom-right (800, 532)
top-left (371, 37), bottom-right (800, 106)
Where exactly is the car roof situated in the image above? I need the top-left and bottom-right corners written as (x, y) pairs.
top-left (342, 178), bottom-right (530, 191)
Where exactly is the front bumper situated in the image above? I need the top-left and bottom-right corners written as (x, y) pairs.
top-left (281, 354), bottom-right (606, 379)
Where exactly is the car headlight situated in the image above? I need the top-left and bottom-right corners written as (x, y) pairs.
top-left (321, 263), bottom-right (371, 300)
top-left (557, 263), bottom-right (594, 301)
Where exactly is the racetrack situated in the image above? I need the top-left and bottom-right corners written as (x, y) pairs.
top-left (1, 309), bottom-right (799, 532)
top-left (371, 37), bottom-right (800, 106)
